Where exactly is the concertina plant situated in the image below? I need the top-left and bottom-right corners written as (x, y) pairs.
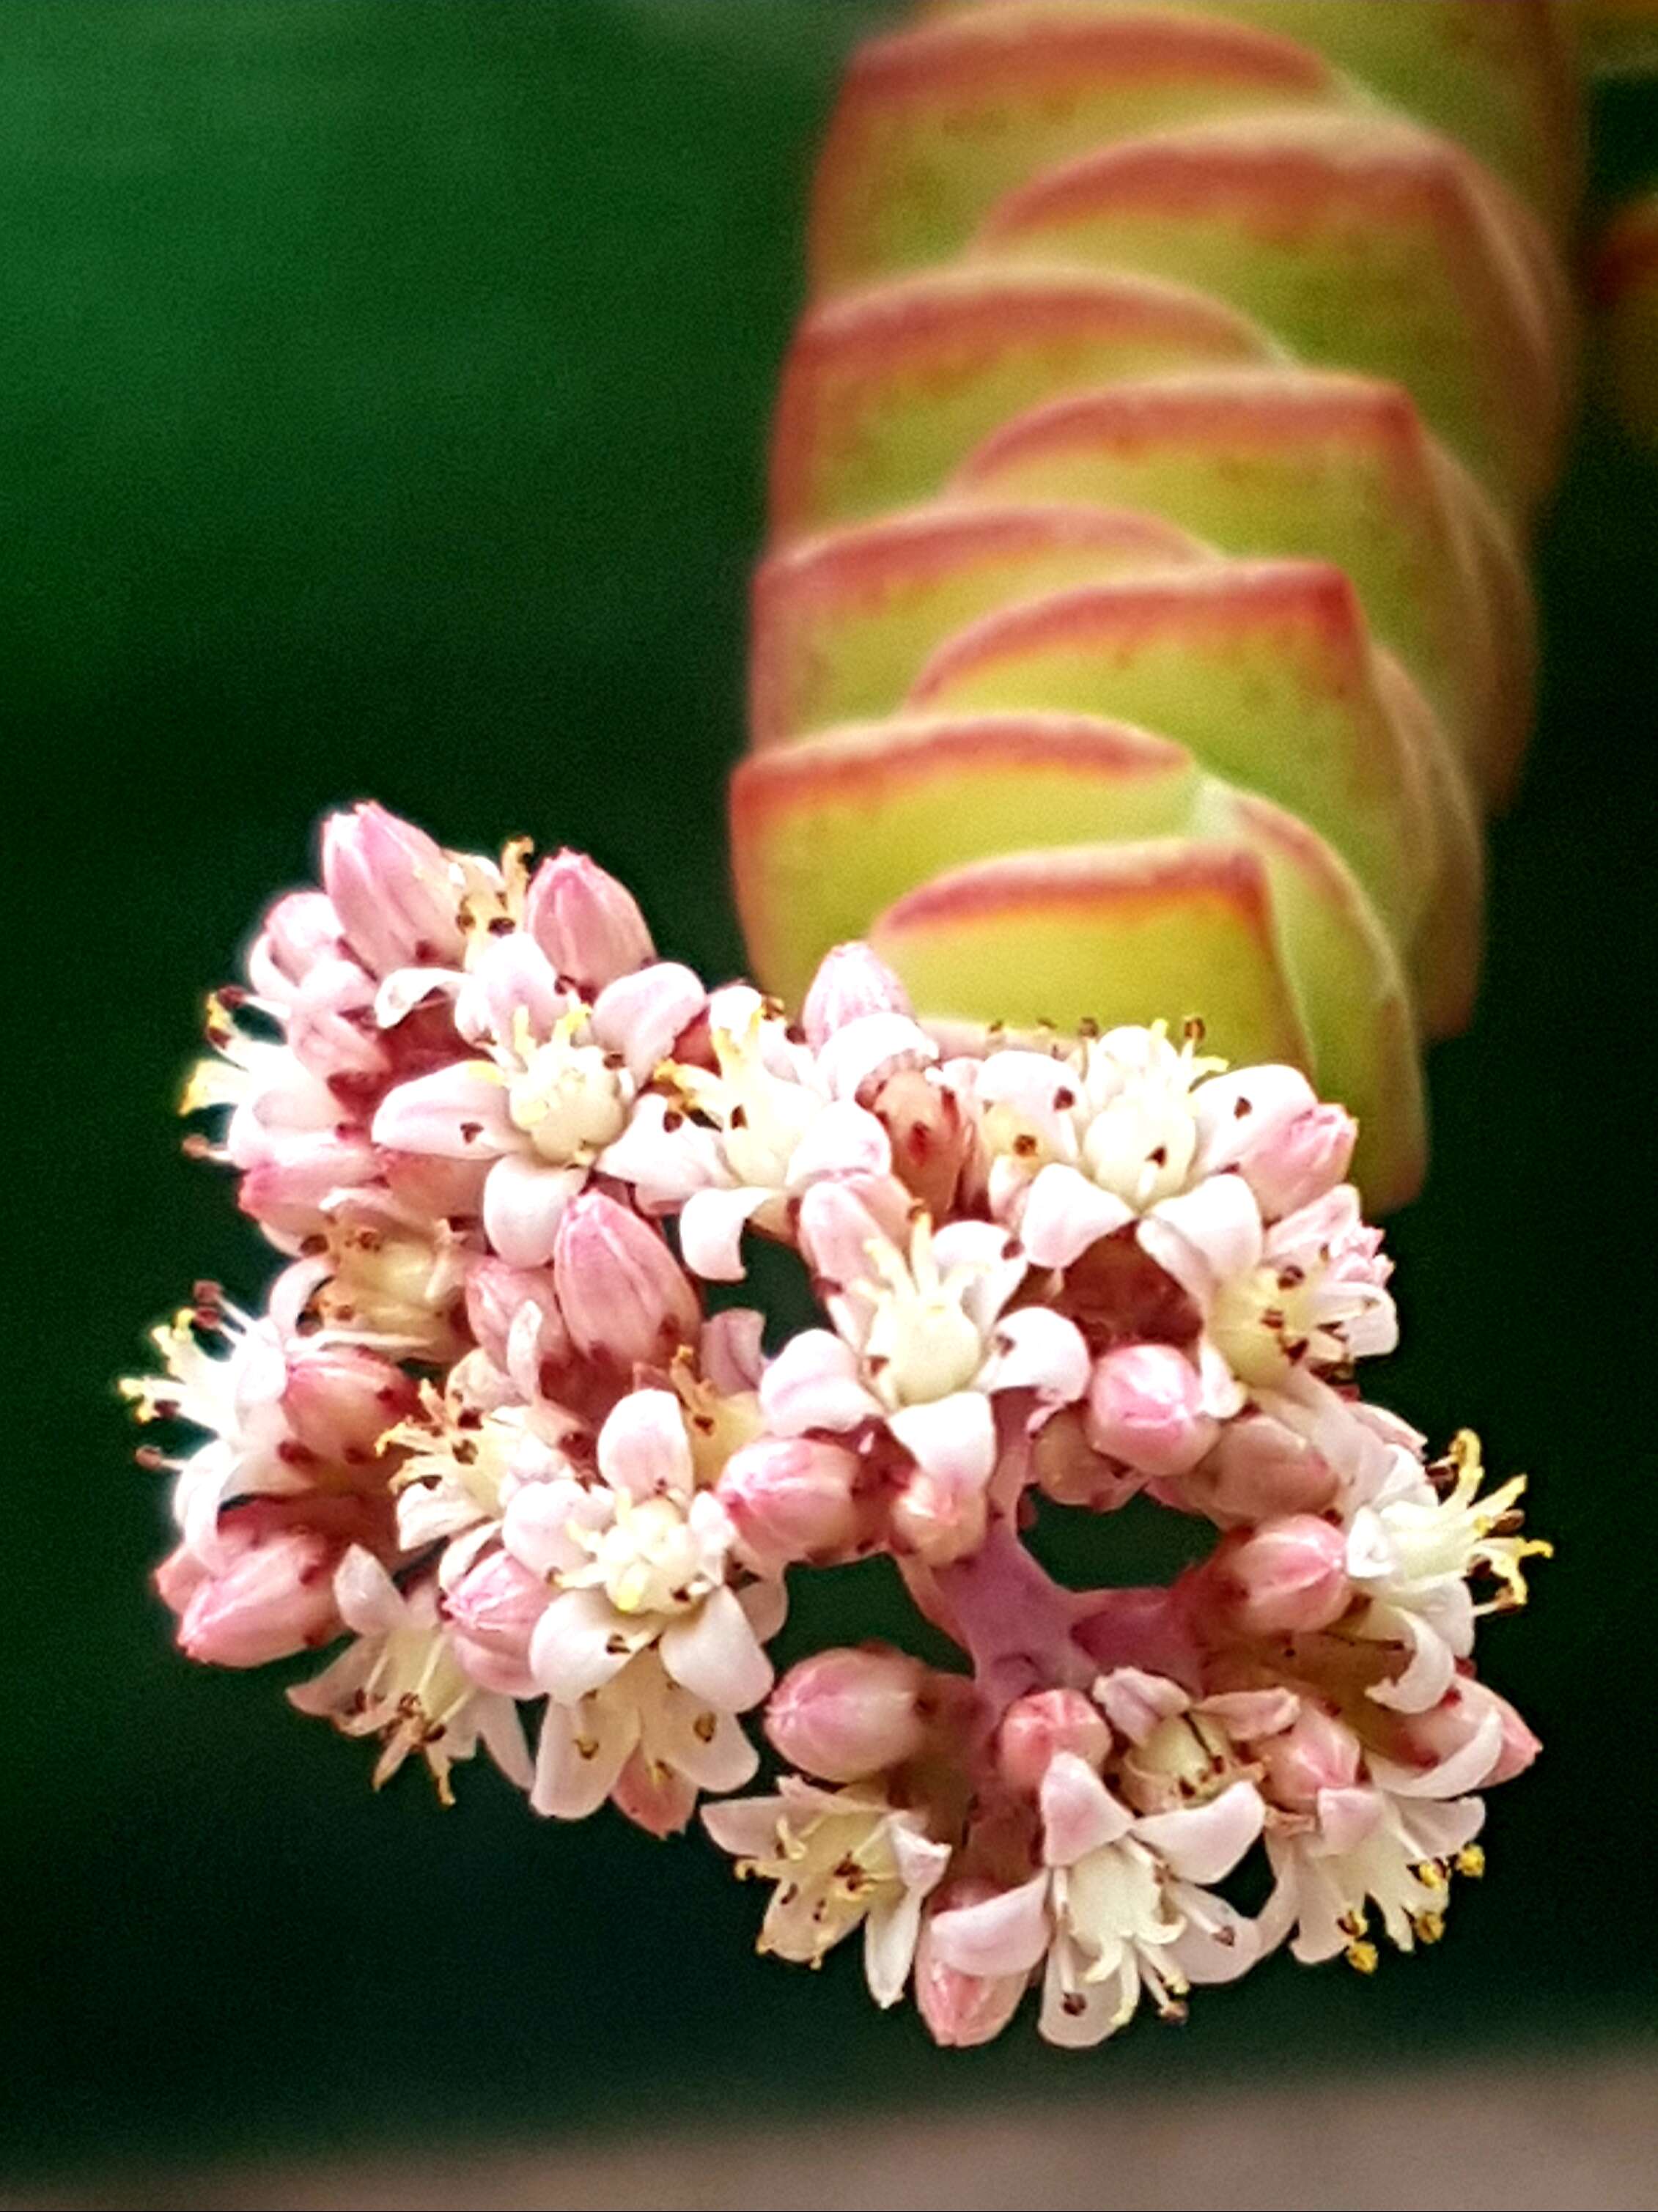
top-left (125, 1), bottom-right (1577, 2050)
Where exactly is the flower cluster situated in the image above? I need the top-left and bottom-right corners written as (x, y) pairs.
top-left (125, 805), bottom-right (1546, 2043)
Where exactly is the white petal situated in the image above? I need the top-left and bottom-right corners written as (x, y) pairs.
top-left (333, 1545), bottom-right (406, 1635)
top-left (1040, 1754), bottom-right (1132, 1866)
top-left (930, 1874), bottom-right (1052, 1980)
top-left (1139, 1174), bottom-right (1264, 1299)
top-left (373, 966), bottom-right (465, 1030)
top-left (592, 962), bottom-right (707, 1081)
top-left (530, 1695), bottom-right (636, 1820)
top-left (701, 1793), bottom-right (788, 1859)
top-left (597, 1387), bottom-right (696, 1501)
top-left (529, 1587), bottom-right (652, 1703)
top-left (759, 1330), bottom-right (881, 1437)
top-left (1368, 1705), bottom-right (1505, 1799)
top-left (1134, 1781), bottom-right (1264, 1885)
top-left (658, 1585), bottom-right (774, 1711)
top-left (1020, 1163), bottom-right (1133, 1269)
top-left (482, 1153), bottom-right (582, 1268)
top-left (885, 1392), bottom-right (996, 1488)
top-left (1193, 1066), bottom-right (1316, 1176)
top-left (1168, 1884), bottom-right (1261, 1986)
top-left (1362, 1605), bottom-right (1459, 1715)
top-left (1038, 1939), bottom-right (1126, 2049)
top-left (784, 1099), bottom-right (892, 1190)
top-left (863, 1889), bottom-right (925, 2009)
top-left (738, 1577), bottom-right (789, 1645)
top-left (369, 1062), bottom-right (515, 1158)
top-left (644, 1681), bottom-right (760, 1793)
top-left (678, 1185), bottom-right (770, 1282)
top-left (815, 1011), bottom-right (936, 1101)
top-left (976, 1306), bottom-right (1091, 1404)
top-left (475, 1697), bottom-right (535, 1791)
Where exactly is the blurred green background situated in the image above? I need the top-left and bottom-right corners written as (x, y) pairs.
top-left (6, 1), bottom-right (1656, 2189)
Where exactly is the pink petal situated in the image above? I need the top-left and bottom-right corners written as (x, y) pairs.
top-left (658, 1585), bottom-right (774, 1711)
top-left (738, 1577), bottom-right (789, 1645)
top-left (678, 1186), bottom-right (770, 1282)
top-left (885, 1392), bottom-right (996, 1489)
top-left (784, 1099), bottom-right (892, 1190)
top-left (531, 1695), bottom-right (637, 1820)
top-left (592, 962), bottom-right (707, 1082)
top-left (1315, 1784), bottom-right (1387, 1856)
top-left (597, 1387), bottom-right (696, 1501)
top-left (699, 1306), bottom-right (767, 1394)
top-left (529, 1587), bottom-right (651, 1704)
top-left (1040, 1753), bottom-right (1132, 1866)
top-left (1092, 1669), bottom-right (1189, 1745)
top-left (1020, 1163), bottom-right (1133, 1269)
top-left (701, 1792), bottom-right (789, 1859)
top-left (370, 1062), bottom-right (515, 1159)
top-left (759, 1330), bottom-right (881, 1437)
top-left (930, 1873), bottom-right (1052, 1980)
top-left (1134, 1781), bottom-right (1264, 1885)
top-left (976, 1307), bottom-right (1090, 1404)
top-left (482, 1153), bottom-right (582, 1268)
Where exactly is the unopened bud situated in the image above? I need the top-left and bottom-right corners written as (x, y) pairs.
top-left (997, 1688), bottom-right (1111, 1792)
top-left (320, 803), bottom-right (464, 976)
top-left (1214, 1516), bottom-right (1351, 1637)
top-left (444, 1548), bottom-right (548, 1697)
top-left (1084, 1342), bottom-right (1217, 1479)
top-left (801, 942), bottom-right (913, 1047)
top-left (524, 849), bottom-right (653, 992)
top-left (1241, 1106), bottom-right (1358, 1221)
top-left (1179, 1413), bottom-right (1339, 1525)
top-left (718, 1436), bottom-right (864, 1572)
top-left (765, 1647), bottom-right (930, 1782)
top-left (553, 1192), bottom-right (700, 1371)
top-left (156, 1509), bottom-right (343, 1668)
top-left (281, 1341), bottom-right (418, 1465)
top-left (246, 891), bottom-right (344, 1003)
top-left (890, 1461), bottom-right (988, 1568)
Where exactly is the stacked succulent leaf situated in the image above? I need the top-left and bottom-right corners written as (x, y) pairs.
top-left (732, 1), bottom-right (1583, 1210)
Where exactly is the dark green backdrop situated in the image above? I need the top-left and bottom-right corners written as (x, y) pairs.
top-left (7, 3), bottom-right (1655, 2185)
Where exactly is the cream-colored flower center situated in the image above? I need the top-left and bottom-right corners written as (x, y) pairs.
top-left (1211, 1266), bottom-right (1316, 1389)
top-left (668, 1011), bottom-right (818, 1188)
top-left (861, 1225), bottom-right (985, 1407)
top-left (509, 1032), bottom-right (629, 1163)
top-left (583, 1494), bottom-right (708, 1617)
top-left (1080, 1084), bottom-right (1199, 1210)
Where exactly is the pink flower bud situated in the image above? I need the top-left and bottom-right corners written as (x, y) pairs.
top-left (246, 891), bottom-right (344, 1002)
top-left (523, 849), bottom-right (653, 992)
top-left (874, 1068), bottom-right (972, 1219)
top-left (915, 1882), bottom-right (1028, 2049)
top-left (464, 1258), bottom-right (568, 1376)
top-left (1241, 1105), bottom-right (1358, 1221)
top-left (281, 1341), bottom-right (418, 1465)
top-left (801, 943), bottom-right (913, 1049)
top-left (1179, 1415), bottom-right (1339, 1525)
top-left (765, 1648), bottom-right (930, 1782)
top-left (890, 1461), bottom-right (988, 1568)
top-left (1258, 1703), bottom-right (1363, 1809)
top-left (444, 1549), bottom-right (548, 1697)
top-left (320, 803), bottom-right (464, 977)
top-left (552, 1192), bottom-right (700, 1370)
top-left (1213, 1516), bottom-right (1352, 1637)
top-left (718, 1436), bottom-right (864, 1572)
top-left (156, 1510), bottom-right (344, 1668)
top-left (796, 1171), bottom-right (914, 1288)
top-left (1084, 1343), bottom-right (1217, 1480)
top-left (997, 1688), bottom-right (1112, 1792)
